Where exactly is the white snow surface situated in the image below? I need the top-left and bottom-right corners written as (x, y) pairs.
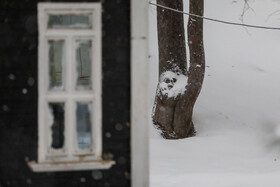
top-left (158, 71), bottom-right (188, 98)
top-left (149, 0), bottom-right (280, 186)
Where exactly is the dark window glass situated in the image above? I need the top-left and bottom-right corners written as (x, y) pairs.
top-left (48, 14), bottom-right (92, 29)
top-left (49, 103), bottom-right (65, 149)
top-left (48, 40), bottom-right (64, 89)
top-left (76, 40), bottom-right (92, 90)
top-left (76, 102), bottom-right (92, 149)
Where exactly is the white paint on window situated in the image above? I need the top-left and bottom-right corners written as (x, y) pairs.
top-left (37, 3), bottom-right (102, 166)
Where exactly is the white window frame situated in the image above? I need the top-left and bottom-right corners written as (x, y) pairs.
top-left (29, 3), bottom-right (114, 172)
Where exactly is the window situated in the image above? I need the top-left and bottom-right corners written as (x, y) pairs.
top-left (29, 3), bottom-right (114, 172)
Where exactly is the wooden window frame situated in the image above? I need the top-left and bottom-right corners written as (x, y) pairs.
top-left (29, 2), bottom-right (114, 172)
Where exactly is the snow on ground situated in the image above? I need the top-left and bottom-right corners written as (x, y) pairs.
top-left (149, 0), bottom-right (280, 186)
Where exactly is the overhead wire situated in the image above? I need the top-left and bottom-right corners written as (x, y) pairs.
top-left (149, 2), bottom-right (280, 31)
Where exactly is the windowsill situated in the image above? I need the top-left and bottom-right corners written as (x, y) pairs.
top-left (28, 160), bottom-right (115, 172)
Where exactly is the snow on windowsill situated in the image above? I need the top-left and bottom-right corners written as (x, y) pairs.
top-left (28, 160), bottom-right (115, 172)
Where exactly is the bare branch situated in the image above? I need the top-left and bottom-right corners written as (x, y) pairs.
top-left (240, 0), bottom-right (255, 23)
top-left (266, 10), bottom-right (280, 22)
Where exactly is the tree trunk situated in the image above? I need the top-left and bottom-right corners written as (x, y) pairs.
top-left (153, 0), bottom-right (205, 139)
top-left (156, 0), bottom-right (187, 75)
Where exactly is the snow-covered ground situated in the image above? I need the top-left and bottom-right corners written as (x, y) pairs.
top-left (149, 0), bottom-right (280, 186)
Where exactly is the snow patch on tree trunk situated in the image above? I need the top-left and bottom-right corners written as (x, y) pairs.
top-left (157, 71), bottom-right (188, 99)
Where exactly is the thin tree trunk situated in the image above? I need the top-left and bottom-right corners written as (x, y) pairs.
top-left (153, 0), bottom-right (187, 139)
top-left (172, 0), bottom-right (205, 138)
top-left (153, 0), bottom-right (205, 139)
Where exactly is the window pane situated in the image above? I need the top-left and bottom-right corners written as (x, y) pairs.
top-left (48, 103), bottom-right (65, 149)
top-left (76, 40), bottom-right (92, 90)
top-left (48, 14), bottom-right (92, 29)
top-left (76, 102), bottom-right (92, 150)
top-left (48, 40), bottom-right (64, 89)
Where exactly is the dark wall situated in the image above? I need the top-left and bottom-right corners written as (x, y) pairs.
top-left (0, 0), bottom-right (131, 186)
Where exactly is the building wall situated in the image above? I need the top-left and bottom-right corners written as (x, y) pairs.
top-left (0, 0), bottom-right (131, 186)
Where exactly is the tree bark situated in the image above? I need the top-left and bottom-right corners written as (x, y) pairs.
top-left (153, 0), bottom-right (205, 139)
top-left (156, 0), bottom-right (187, 75)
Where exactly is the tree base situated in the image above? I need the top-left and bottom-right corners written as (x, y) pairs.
top-left (153, 120), bottom-right (196, 139)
